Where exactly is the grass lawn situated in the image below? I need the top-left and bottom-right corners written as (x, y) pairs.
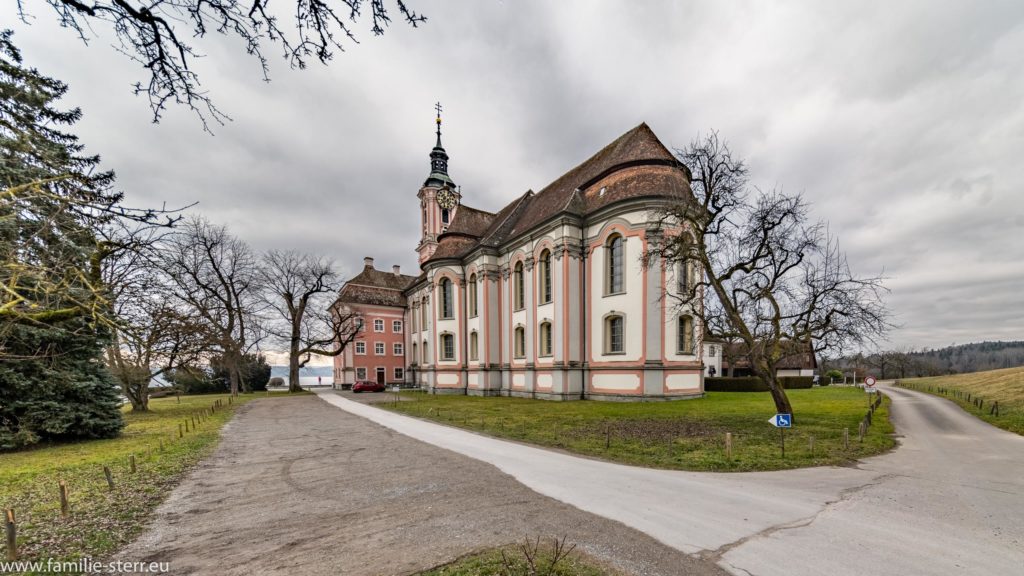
top-left (386, 387), bottom-right (893, 472)
top-left (0, 391), bottom-right (304, 571)
top-left (420, 538), bottom-right (616, 576)
top-left (895, 366), bottom-right (1024, 435)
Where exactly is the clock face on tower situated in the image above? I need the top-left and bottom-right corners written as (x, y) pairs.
top-left (436, 187), bottom-right (458, 210)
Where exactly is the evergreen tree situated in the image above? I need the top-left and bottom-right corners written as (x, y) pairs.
top-left (0, 31), bottom-right (125, 449)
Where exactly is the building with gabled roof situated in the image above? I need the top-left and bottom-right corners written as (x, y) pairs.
top-left (333, 116), bottom-right (706, 399)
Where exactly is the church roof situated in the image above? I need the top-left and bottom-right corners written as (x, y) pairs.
top-left (424, 122), bottom-right (691, 266)
top-left (336, 262), bottom-right (419, 307)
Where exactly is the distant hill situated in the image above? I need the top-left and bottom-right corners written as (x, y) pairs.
top-left (827, 341), bottom-right (1024, 379)
top-left (911, 341), bottom-right (1024, 374)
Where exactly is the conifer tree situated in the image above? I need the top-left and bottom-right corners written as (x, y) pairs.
top-left (0, 30), bottom-right (125, 448)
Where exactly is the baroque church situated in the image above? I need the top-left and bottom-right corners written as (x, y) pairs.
top-left (332, 115), bottom-right (706, 400)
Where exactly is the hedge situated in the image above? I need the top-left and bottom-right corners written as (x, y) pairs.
top-left (705, 376), bottom-right (815, 392)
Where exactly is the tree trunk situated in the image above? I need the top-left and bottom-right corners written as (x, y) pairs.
top-left (755, 362), bottom-right (793, 415)
top-left (288, 350), bottom-right (302, 393)
top-left (228, 353), bottom-right (240, 396)
top-left (288, 329), bottom-right (303, 393)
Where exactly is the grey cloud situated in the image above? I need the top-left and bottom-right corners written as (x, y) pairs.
top-left (4, 0), bottom-right (1023, 349)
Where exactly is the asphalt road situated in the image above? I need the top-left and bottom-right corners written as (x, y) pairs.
top-left (318, 383), bottom-right (1024, 576)
top-left (117, 395), bottom-right (723, 576)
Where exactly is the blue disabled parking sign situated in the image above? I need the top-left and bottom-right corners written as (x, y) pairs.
top-left (769, 413), bottom-right (793, 428)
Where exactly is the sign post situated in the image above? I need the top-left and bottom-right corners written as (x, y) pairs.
top-left (864, 376), bottom-right (878, 407)
top-left (768, 414), bottom-right (793, 458)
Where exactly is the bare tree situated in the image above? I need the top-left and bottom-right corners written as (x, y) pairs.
top-left (17, 1), bottom-right (426, 127)
top-left (102, 227), bottom-right (208, 410)
top-left (259, 250), bottom-right (361, 393)
top-left (161, 217), bottom-right (262, 395)
top-left (645, 132), bottom-right (890, 415)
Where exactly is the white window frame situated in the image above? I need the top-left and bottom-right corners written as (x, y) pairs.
top-left (374, 342), bottom-right (385, 356)
top-left (539, 321), bottom-right (553, 357)
top-left (604, 314), bottom-right (625, 355)
top-left (373, 319), bottom-right (385, 333)
top-left (394, 367), bottom-right (404, 380)
top-left (392, 320), bottom-right (403, 333)
top-left (440, 333), bottom-right (456, 361)
top-left (355, 367), bottom-right (367, 380)
top-left (355, 341), bottom-right (366, 355)
top-left (393, 342), bottom-right (404, 356)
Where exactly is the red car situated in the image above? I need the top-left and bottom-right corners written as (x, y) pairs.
top-left (352, 380), bottom-right (386, 393)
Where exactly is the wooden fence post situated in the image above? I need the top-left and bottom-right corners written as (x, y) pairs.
top-left (843, 427), bottom-right (850, 450)
top-left (59, 481), bottom-right (69, 517)
top-left (605, 424), bottom-right (611, 450)
top-left (4, 508), bottom-right (16, 561)
top-left (129, 454), bottom-right (137, 474)
top-left (103, 466), bottom-right (115, 490)
top-left (725, 432), bottom-right (733, 460)
top-left (178, 423), bottom-right (183, 438)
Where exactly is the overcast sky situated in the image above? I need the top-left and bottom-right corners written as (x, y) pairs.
top-left (5, 0), bottom-right (1024, 350)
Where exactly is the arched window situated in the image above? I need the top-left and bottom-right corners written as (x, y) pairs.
top-left (412, 342), bottom-right (418, 364)
top-left (605, 315), bottom-right (624, 354)
top-left (606, 234), bottom-right (624, 294)
top-left (440, 333), bottom-right (455, 360)
top-left (514, 327), bottom-right (526, 358)
top-left (421, 297), bottom-right (428, 327)
top-left (468, 274), bottom-right (478, 317)
top-left (513, 261), bottom-right (525, 310)
top-left (678, 259), bottom-right (690, 295)
top-left (470, 331), bottom-right (479, 361)
top-left (439, 278), bottom-right (454, 319)
top-left (539, 322), bottom-right (553, 357)
top-left (539, 249), bottom-right (552, 304)
top-left (422, 340), bottom-right (429, 364)
top-left (678, 315), bottom-right (694, 354)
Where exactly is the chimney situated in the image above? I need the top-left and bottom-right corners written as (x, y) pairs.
top-left (363, 257), bottom-right (374, 269)
top-left (392, 265), bottom-right (401, 276)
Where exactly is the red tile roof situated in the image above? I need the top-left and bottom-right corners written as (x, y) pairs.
top-left (424, 122), bottom-right (691, 266)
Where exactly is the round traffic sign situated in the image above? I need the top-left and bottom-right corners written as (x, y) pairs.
top-left (865, 376), bottom-right (877, 387)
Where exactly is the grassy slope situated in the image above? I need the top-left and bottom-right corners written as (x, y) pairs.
top-left (388, 387), bottom-right (893, 472)
top-left (896, 366), bottom-right (1024, 435)
top-left (0, 392), bottom-right (302, 570)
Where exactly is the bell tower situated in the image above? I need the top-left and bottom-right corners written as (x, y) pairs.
top-left (417, 103), bottom-right (460, 264)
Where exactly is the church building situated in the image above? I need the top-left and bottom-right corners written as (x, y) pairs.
top-left (332, 115), bottom-right (705, 400)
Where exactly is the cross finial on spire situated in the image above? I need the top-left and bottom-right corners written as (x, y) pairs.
top-left (434, 101), bottom-right (443, 139)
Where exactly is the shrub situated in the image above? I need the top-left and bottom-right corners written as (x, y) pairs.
top-left (779, 376), bottom-right (814, 389)
top-left (705, 376), bottom-right (814, 392)
top-left (705, 377), bottom-right (768, 392)
top-left (268, 377), bottom-right (285, 388)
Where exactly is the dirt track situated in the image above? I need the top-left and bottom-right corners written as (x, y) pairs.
top-left (117, 395), bottom-right (724, 575)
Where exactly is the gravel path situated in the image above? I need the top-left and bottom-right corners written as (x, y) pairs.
top-left (117, 395), bottom-right (725, 575)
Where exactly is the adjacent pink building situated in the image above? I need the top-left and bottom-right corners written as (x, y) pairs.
top-left (332, 260), bottom-right (417, 387)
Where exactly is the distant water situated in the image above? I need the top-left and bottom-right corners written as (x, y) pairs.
top-left (270, 365), bottom-right (333, 387)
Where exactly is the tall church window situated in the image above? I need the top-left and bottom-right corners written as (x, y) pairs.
top-left (539, 249), bottom-right (552, 304)
top-left (412, 342), bottom-right (418, 364)
top-left (441, 333), bottom-right (455, 360)
top-left (468, 274), bottom-right (478, 317)
top-left (470, 331), bottom-right (479, 361)
top-left (439, 278), bottom-right (454, 319)
top-left (678, 315), bottom-right (695, 355)
top-left (442, 208), bottom-right (450, 224)
top-left (513, 261), bottom-right (525, 310)
top-left (514, 327), bottom-right (526, 359)
top-left (422, 340), bottom-right (429, 364)
top-left (539, 322), bottom-right (553, 357)
top-left (678, 259), bottom-right (690, 295)
top-left (606, 234), bottom-right (624, 294)
top-left (605, 315), bottom-right (624, 354)
top-left (421, 298), bottom-right (428, 328)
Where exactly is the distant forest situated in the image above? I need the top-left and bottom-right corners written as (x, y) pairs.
top-left (825, 341), bottom-right (1024, 379)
